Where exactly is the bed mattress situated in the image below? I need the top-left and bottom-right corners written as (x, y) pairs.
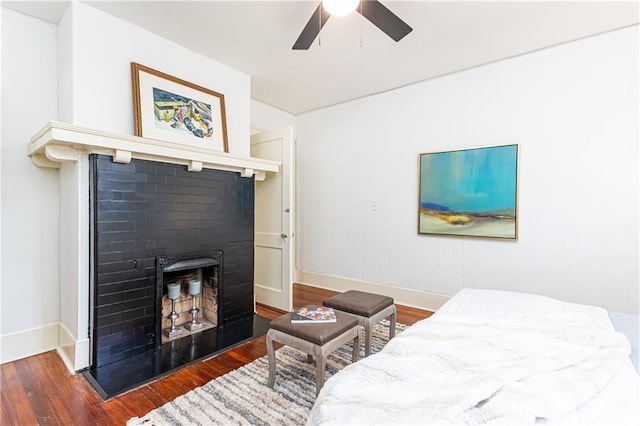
top-left (307, 288), bottom-right (639, 425)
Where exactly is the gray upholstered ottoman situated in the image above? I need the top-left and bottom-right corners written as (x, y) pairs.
top-left (323, 290), bottom-right (396, 356)
top-left (266, 310), bottom-right (360, 396)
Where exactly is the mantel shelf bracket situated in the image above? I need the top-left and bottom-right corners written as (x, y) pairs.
top-left (30, 153), bottom-right (61, 169)
top-left (188, 160), bottom-right (203, 172)
top-left (113, 149), bottom-right (132, 164)
top-left (46, 144), bottom-right (80, 163)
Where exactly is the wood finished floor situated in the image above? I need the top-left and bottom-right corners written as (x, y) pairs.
top-left (0, 284), bottom-right (432, 425)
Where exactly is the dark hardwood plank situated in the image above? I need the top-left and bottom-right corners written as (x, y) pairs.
top-left (293, 284), bottom-right (339, 308)
top-left (181, 362), bottom-right (217, 384)
top-left (12, 356), bottom-right (66, 424)
top-left (147, 371), bottom-right (197, 401)
top-left (113, 390), bottom-right (159, 423)
top-left (25, 354), bottom-right (76, 424)
top-left (256, 303), bottom-right (285, 319)
top-left (1, 362), bottom-right (39, 425)
top-left (128, 385), bottom-right (168, 411)
top-left (0, 283), bottom-right (432, 425)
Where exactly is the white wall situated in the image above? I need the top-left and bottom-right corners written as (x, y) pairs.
top-left (296, 26), bottom-right (639, 314)
top-left (250, 99), bottom-right (296, 134)
top-left (1, 9), bottom-right (60, 360)
top-left (63, 3), bottom-right (251, 157)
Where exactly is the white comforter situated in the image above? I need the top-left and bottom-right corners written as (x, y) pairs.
top-left (307, 289), bottom-right (632, 425)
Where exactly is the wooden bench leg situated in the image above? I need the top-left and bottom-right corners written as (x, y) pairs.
top-left (351, 331), bottom-right (360, 363)
top-left (314, 346), bottom-right (325, 397)
top-left (363, 318), bottom-right (374, 357)
top-left (360, 304), bottom-right (397, 357)
top-left (266, 330), bottom-right (276, 388)
top-left (389, 305), bottom-right (397, 339)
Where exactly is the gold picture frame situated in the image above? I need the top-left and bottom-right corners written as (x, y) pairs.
top-left (131, 62), bottom-right (229, 152)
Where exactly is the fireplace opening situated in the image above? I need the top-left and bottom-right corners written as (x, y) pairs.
top-left (157, 253), bottom-right (221, 347)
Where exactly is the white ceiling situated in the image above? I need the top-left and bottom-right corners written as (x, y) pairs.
top-left (3, 1), bottom-right (638, 114)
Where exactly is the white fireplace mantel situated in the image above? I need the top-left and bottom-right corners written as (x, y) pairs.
top-left (28, 121), bottom-right (280, 180)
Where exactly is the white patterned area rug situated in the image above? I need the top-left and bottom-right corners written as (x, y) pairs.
top-left (127, 321), bottom-right (406, 426)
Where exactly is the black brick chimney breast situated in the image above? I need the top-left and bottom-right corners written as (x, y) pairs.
top-left (90, 155), bottom-right (255, 368)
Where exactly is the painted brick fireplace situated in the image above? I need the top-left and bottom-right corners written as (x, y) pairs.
top-left (88, 154), bottom-right (262, 394)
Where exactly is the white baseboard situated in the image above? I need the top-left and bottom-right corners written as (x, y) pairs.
top-left (58, 321), bottom-right (90, 373)
top-left (296, 270), bottom-right (450, 313)
top-left (0, 322), bottom-right (58, 364)
top-left (1, 322), bottom-right (89, 373)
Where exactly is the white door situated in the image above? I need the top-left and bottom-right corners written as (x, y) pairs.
top-left (251, 127), bottom-right (294, 311)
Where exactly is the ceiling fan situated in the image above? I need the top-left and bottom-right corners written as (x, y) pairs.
top-left (293, 0), bottom-right (413, 50)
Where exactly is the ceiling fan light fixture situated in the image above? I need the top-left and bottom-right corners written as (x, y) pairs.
top-left (293, 0), bottom-right (412, 50)
top-left (322, 0), bottom-right (359, 16)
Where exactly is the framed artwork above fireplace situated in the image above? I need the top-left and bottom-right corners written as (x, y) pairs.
top-left (131, 62), bottom-right (229, 153)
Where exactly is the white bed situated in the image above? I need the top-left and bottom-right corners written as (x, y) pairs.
top-left (307, 289), bottom-right (640, 425)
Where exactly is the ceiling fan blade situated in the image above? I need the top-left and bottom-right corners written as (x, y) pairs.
top-left (293, 4), bottom-right (331, 50)
top-left (358, 0), bottom-right (412, 42)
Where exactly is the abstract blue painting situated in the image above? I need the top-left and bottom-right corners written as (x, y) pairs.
top-left (419, 144), bottom-right (519, 239)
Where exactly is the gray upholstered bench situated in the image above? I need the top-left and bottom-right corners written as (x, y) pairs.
top-left (266, 310), bottom-right (360, 396)
top-left (323, 290), bottom-right (396, 357)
